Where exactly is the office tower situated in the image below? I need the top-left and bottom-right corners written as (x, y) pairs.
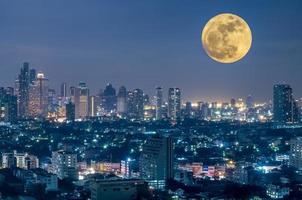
top-left (246, 95), bottom-right (253, 109)
top-left (168, 88), bottom-right (181, 120)
top-left (135, 89), bottom-right (145, 118)
top-left (18, 62), bottom-right (30, 118)
top-left (0, 88), bottom-right (17, 123)
top-left (14, 79), bottom-right (19, 99)
top-left (117, 86), bottom-right (127, 115)
top-left (143, 94), bottom-right (150, 106)
top-left (29, 68), bottom-right (36, 84)
top-left (139, 135), bottom-right (173, 189)
top-left (50, 150), bottom-right (77, 180)
top-left (48, 88), bottom-right (57, 113)
top-left (155, 87), bottom-right (163, 120)
top-left (127, 90), bottom-right (135, 118)
top-left (290, 137), bottom-right (302, 170)
top-left (273, 84), bottom-right (299, 123)
top-left (127, 89), bottom-right (144, 119)
top-left (28, 72), bottom-right (49, 118)
top-left (70, 86), bottom-right (76, 103)
top-left (89, 95), bottom-right (100, 117)
top-left (65, 101), bottom-right (75, 121)
top-left (184, 102), bottom-right (192, 118)
top-left (73, 82), bottom-right (89, 119)
top-left (60, 82), bottom-right (67, 98)
top-left (102, 83), bottom-right (117, 113)
top-left (196, 101), bottom-right (203, 119)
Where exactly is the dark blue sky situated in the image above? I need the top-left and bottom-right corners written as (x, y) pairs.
top-left (0, 0), bottom-right (302, 101)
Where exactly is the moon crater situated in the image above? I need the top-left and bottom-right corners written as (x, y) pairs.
top-left (202, 13), bottom-right (252, 63)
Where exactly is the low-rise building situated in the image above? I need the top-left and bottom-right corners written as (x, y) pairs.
top-left (90, 179), bottom-right (149, 200)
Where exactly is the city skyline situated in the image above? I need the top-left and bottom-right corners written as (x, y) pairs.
top-left (1, 1), bottom-right (302, 101)
top-left (1, 61), bottom-right (300, 103)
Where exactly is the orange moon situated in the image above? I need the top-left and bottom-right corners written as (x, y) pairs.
top-left (202, 13), bottom-right (252, 63)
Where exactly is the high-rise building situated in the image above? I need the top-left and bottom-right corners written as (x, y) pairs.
top-left (60, 82), bottom-right (67, 98)
top-left (70, 86), bottom-right (76, 104)
top-left (273, 84), bottom-right (299, 123)
top-left (29, 68), bottom-right (36, 84)
top-left (168, 88), bottom-right (181, 120)
top-left (28, 72), bottom-right (49, 118)
top-left (102, 83), bottom-right (117, 113)
top-left (50, 150), bottom-right (77, 180)
top-left (117, 86), bottom-right (127, 115)
top-left (155, 87), bottom-right (163, 120)
top-left (139, 135), bottom-right (173, 189)
top-left (246, 95), bottom-right (253, 109)
top-left (121, 158), bottom-right (135, 178)
top-left (48, 88), bottom-right (57, 113)
top-left (89, 95), bottom-right (100, 117)
top-left (143, 94), bottom-right (150, 106)
top-left (0, 88), bottom-right (17, 123)
top-left (184, 102), bottom-right (192, 118)
top-left (18, 62), bottom-right (31, 118)
top-left (127, 89), bottom-right (144, 119)
top-left (65, 101), bottom-right (75, 121)
top-left (290, 137), bottom-right (302, 170)
top-left (73, 82), bottom-right (89, 119)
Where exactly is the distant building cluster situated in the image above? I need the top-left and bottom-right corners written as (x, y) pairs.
top-left (0, 62), bottom-right (301, 125)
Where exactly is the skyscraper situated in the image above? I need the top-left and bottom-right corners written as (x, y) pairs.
top-left (60, 82), bottom-right (67, 98)
top-left (117, 86), bottom-right (127, 115)
top-left (28, 72), bottom-right (49, 118)
top-left (89, 95), bottom-right (100, 117)
top-left (246, 95), bottom-right (253, 109)
top-left (273, 84), bottom-right (299, 123)
top-left (127, 89), bottom-right (144, 119)
top-left (18, 62), bottom-right (30, 118)
top-left (155, 87), bottom-right (163, 120)
top-left (184, 102), bottom-right (192, 118)
top-left (48, 88), bottom-right (57, 113)
top-left (102, 83), bottom-right (117, 113)
top-left (65, 101), bottom-right (75, 121)
top-left (76, 82), bottom-right (89, 119)
top-left (139, 135), bottom-right (173, 189)
top-left (290, 137), bottom-right (302, 170)
top-left (168, 88), bottom-right (181, 120)
top-left (0, 88), bottom-right (17, 123)
top-left (29, 68), bottom-right (36, 84)
top-left (70, 86), bottom-right (76, 103)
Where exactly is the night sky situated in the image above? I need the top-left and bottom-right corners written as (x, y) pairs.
top-left (0, 0), bottom-right (302, 102)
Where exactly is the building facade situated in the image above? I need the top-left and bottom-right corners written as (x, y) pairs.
top-left (139, 135), bottom-right (173, 189)
top-left (168, 88), bottom-right (181, 120)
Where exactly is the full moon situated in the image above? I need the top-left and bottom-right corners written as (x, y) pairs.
top-left (201, 13), bottom-right (252, 63)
